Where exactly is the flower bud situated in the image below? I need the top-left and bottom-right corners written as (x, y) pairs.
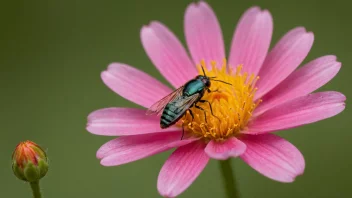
top-left (12, 141), bottom-right (48, 182)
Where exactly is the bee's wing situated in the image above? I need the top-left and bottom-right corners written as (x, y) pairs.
top-left (146, 86), bottom-right (184, 115)
top-left (173, 94), bottom-right (200, 110)
top-left (170, 93), bottom-right (200, 119)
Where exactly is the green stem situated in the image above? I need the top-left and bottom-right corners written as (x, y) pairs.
top-left (219, 159), bottom-right (239, 198)
top-left (29, 181), bottom-right (42, 198)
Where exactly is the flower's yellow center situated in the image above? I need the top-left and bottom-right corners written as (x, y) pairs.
top-left (179, 59), bottom-right (261, 141)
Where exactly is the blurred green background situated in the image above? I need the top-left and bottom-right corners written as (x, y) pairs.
top-left (1, 0), bottom-right (350, 197)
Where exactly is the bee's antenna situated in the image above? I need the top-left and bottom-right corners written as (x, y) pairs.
top-left (201, 66), bottom-right (207, 77)
top-left (211, 79), bottom-right (232, 86)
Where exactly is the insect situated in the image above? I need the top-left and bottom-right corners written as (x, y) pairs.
top-left (146, 67), bottom-right (232, 138)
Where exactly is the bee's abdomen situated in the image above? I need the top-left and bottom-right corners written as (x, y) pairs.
top-left (160, 104), bottom-right (181, 128)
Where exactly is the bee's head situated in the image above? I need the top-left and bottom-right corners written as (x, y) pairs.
top-left (196, 66), bottom-right (211, 87)
top-left (196, 75), bottom-right (211, 87)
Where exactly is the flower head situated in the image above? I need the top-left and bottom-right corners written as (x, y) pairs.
top-left (180, 60), bottom-right (260, 141)
top-left (87, 2), bottom-right (345, 197)
top-left (12, 141), bottom-right (48, 182)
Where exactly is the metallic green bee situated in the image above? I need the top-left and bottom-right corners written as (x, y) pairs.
top-left (146, 67), bottom-right (231, 137)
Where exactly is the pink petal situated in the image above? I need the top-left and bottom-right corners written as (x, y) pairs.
top-left (255, 27), bottom-right (314, 99)
top-left (184, 1), bottom-right (225, 69)
top-left (204, 138), bottom-right (246, 160)
top-left (246, 91), bottom-right (346, 134)
top-left (255, 55), bottom-right (341, 115)
top-left (86, 108), bottom-right (179, 136)
top-left (240, 133), bottom-right (305, 182)
top-left (98, 132), bottom-right (197, 166)
top-left (158, 141), bottom-right (209, 197)
top-left (229, 7), bottom-right (273, 76)
top-left (101, 63), bottom-right (172, 108)
top-left (141, 21), bottom-right (197, 88)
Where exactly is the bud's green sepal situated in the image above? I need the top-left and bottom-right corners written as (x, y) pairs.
top-left (12, 141), bottom-right (49, 182)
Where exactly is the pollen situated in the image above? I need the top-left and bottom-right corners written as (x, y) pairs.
top-left (180, 59), bottom-right (261, 141)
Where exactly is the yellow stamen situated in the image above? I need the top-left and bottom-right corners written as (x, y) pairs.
top-left (179, 59), bottom-right (261, 142)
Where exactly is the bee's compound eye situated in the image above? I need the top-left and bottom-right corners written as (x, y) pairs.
top-left (206, 80), bottom-right (211, 87)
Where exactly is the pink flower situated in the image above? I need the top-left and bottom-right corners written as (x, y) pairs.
top-left (87, 2), bottom-right (345, 197)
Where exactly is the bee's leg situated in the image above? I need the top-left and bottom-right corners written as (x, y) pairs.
top-left (181, 123), bottom-right (185, 140)
top-left (181, 109), bottom-right (194, 140)
top-left (194, 104), bottom-right (207, 123)
top-left (188, 109), bottom-right (195, 123)
top-left (199, 100), bottom-right (213, 116)
top-left (207, 88), bottom-right (220, 93)
top-left (199, 100), bottom-right (220, 121)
